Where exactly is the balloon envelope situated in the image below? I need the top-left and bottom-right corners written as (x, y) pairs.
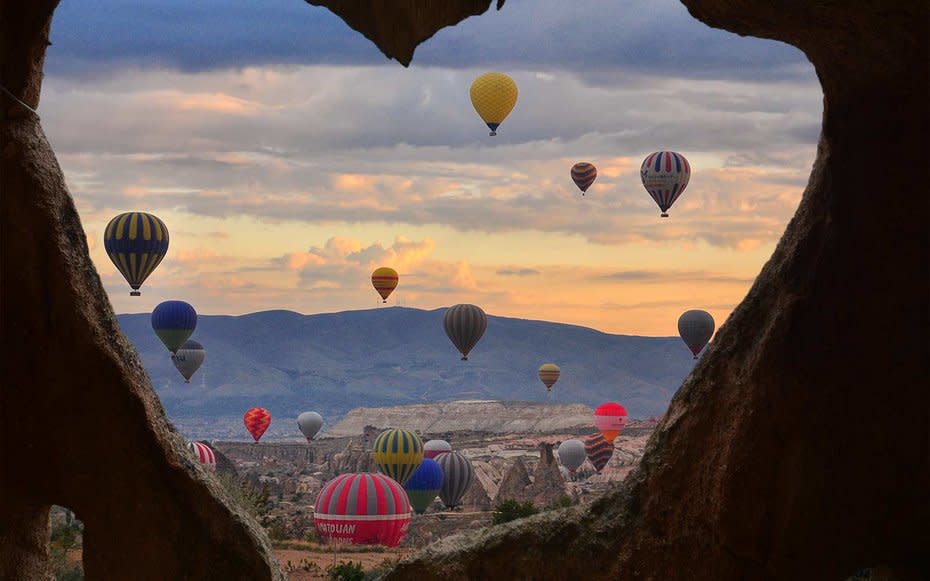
top-left (171, 340), bottom-right (205, 383)
top-left (678, 309), bottom-right (715, 358)
top-left (371, 267), bottom-right (399, 303)
top-left (640, 151), bottom-right (691, 217)
top-left (188, 441), bottom-right (216, 471)
top-left (538, 363), bottom-right (561, 391)
top-left (436, 451), bottom-right (474, 509)
top-left (243, 407), bottom-right (271, 442)
top-left (470, 72), bottom-right (518, 136)
top-left (151, 300), bottom-right (197, 353)
top-left (404, 458), bottom-right (444, 514)
top-left (297, 412), bottom-right (324, 442)
top-left (443, 304), bottom-right (488, 361)
top-left (314, 472), bottom-right (412, 547)
top-left (584, 433), bottom-right (614, 473)
top-left (373, 429), bottom-right (424, 486)
top-left (104, 212), bottom-right (169, 296)
top-left (594, 402), bottom-right (628, 442)
top-left (557, 439), bottom-right (586, 473)
top-left (571, 162), bottom-right (597, 194)
top-left (423, 439), bottom-right (452, 460)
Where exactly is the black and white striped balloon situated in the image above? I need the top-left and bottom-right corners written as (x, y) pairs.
top-left (435, 451), bottom-right (474, 509)
top-left (443, 304), bottom-right (488, 361)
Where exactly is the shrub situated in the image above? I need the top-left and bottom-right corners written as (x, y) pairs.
top-left (492, 499), bottom-right (538, 525)
top-left (327, 560), bottom-right (365, 581)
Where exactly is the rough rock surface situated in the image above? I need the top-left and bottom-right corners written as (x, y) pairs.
top-left (384, 1), bottom-right (930, 579)
top-left (328, 401), bottom-right (595, 436)
top-left (0, 3), bottom-right (285, 579)
top-left (493, 458), bottom-right (533, 504)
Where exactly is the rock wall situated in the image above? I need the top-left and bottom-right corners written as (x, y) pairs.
top-left (386, 1), bottom-right (930, 579)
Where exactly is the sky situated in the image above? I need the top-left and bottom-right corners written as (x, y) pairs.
top-left (42, 0), bottom-right (822, 336)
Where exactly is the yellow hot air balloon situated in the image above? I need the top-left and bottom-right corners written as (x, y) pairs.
top-left (371, 267), bottom-right (399, 303)
top-left (538, 363), bottom-right (561, 392)
top-left (470, 72), bottom-right (518, 136)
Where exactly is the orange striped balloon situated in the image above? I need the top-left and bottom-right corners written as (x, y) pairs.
top-left (538, 363), bottom-right (561, 391)
top-left (243, 407), bottom-right (271, 442)
top-left (371, 267), bottom-right (399, 303)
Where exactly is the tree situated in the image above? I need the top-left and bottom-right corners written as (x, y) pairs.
top-left (492, 499), bottom-right (538, 525)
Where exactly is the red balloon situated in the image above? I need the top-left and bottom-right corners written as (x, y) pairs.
top-left (594, 402), bottom-right (628, 442)
top-left (314, 473), bottom-right (412, 547)
top-left (243, 407), bottom-right (271, 441)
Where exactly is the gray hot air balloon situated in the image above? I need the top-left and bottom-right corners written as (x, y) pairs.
top-left (443, 304), bottom-right (488, 361)
top-left (557, 439), bottom-right (587, 473)
top-left (171, 340), bottom-right (205, 383)
top-left (678, 309), bottom-right (715, 359)
top-left (297, 411), bottom-right (324, 442)
top-left (436, 451), bottom-right (473, 509)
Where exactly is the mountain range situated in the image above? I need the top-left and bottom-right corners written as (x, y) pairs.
top-left (117, 307), bottom-right (698, 428)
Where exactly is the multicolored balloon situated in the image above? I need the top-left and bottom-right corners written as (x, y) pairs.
top-left (244, 407), bottom-right (271, 442)
top-left (104, 212), bottom-right (169, 296)
top-left (371, 267), bottom-right (399, 303)
top-left (313, 472), bottom-right (412, 547)
top-left (584, 433), bottom-right (613, 473)
top-left (470, 72), bottom-right (518, 136)
top-left (171, 340), bottom-right (205, 383)
top-left (436, 451), bottom-right (474, 509)
top-left (640, 151), bottom-right (691, 217)
top-left (373, 429), bottom-right (424, 486)
top-left (443, 304), bottom-right (488, 361)
top-left (538, 363), bottom-right (561, 392)
top-left (188, 441), bottom-right (216, 471)
top-left (423, 439), bottom-right (452, 460)
top-left (151, 300), bottom-right (197, 353)
top-left (297, 411), bottom-right (324, 442)
top-left (594, 402), bottom-right (628, 442)
top-left (570, 162), bottom-right (597, 195)
top-left (557, 439), bottom-right (586, 473)
top-left (403, 458), bottom-right (444, 514)
top-left (678, 309), bottom-right (715, 359)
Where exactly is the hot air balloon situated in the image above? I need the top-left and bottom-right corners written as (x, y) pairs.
top-left (188, 441), bottom-right (216, 471)
top-left (244, 407), bottom-right (271, 442)
top-left (435, 451), bottom-right (473, 509)
top-left (371, 267), bottom-right (399, 303)
top-left (423, 439), bottom-right (452, 460)
top-left (313, 472), bottom-right (412, 547)
top-left (571, 162), bottom-right (597, 195)
top-left (557, 439), bottom-right (586, 473)
top-left (443, 304), bottom-right (487, 361)
top-left (640, 151), bottom-right (691, 217)
top-left (403, 458), bottom-right (444, 514)
top-left (470, 72), bottom-right (518, 136)
top-left (584, 433), bottom-right (613, 473)
top-left (594, 402), bottom-right (628, 443)
top-left (678, 309), bottom-right (715, 359)
top-left (151, 300), bottom-right (197, 353)
top-left (373, 429), bottom-right (424, 486)
top-left (171, 340), bottom-right (205, 383)
top-left (297, 411), bottom-right (324, 442)
top-left (104, 212), bottom-right (169, 296)
top-left (538, 363), bottom-right (561, 392)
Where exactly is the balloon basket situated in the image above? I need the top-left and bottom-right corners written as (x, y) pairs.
top-left (130, 290), bottom-right (141, 296)
top-left (489, 131), bottom-right (497, 136)
top-left (660, 212), bottom-right (669, 218)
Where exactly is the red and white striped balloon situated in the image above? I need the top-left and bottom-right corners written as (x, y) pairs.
top-left (188, 441), bottom-right (216, 471)
top-left (313, 472), bottom-right (412, 547)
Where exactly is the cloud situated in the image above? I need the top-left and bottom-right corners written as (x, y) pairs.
top-left (496, 267), bottom-right (540, 276)
top-left (48, 0), bottom-right (812, 84)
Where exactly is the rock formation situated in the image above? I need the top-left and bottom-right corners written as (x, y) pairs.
top-left (328, 401), bottom-right (595, 436)
top-left (525, 444), bottom-right (566, 508)
top-left (493, 458), bottom-right (533, 505)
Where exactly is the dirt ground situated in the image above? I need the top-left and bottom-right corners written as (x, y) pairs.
top-left (276, 546), bottom-right (409, 580)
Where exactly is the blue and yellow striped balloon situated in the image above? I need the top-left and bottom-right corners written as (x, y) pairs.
top-left (103, 212), bottom-right (169, 296)
top-left (372, 428), bottom-right (424, 486)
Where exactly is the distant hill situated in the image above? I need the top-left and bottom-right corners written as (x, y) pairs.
top-left (117, 307), bottom-right (696, 432)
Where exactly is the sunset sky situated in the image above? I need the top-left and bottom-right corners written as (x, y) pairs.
top-left (42, 0), bottom-right (822, 335)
